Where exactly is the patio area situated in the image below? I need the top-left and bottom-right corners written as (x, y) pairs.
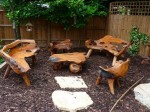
top-left (0, 49), bottom-right (149, 112)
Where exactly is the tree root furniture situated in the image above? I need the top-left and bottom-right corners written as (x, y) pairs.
top-left (96, 58), bottom-right (130, 94)
top-left (0, 39), bottom-right (40, 86)
top-left (49, 39), bottom-right (72, 55)
top-left (85, 35), bottom-right (130, 65)
top-left (49, 52), bottom-right (86, 73)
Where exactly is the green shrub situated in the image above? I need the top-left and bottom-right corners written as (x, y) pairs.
top-left (128, 26), bottom-right (149, 56)
top-left (2, 0), bottom-right (107, 29)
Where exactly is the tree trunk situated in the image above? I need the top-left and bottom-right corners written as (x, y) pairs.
top-left (8, 0), bottom-right (21, 40)
top-left (13, 21), bottom-right (21, 39)
top-left (16, 23), bottom-right (21, 39)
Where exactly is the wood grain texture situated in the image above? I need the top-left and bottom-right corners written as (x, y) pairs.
top-left (0, 39), bottom-right (39, 86)
top-left (50, 52), bottom-right (86, 64)
top-left (85, 35), bottom-right (130, 57)
top-left (49, 39), bottom-right (72, 55)
top-left (97, 58), bottom-right (130, 94)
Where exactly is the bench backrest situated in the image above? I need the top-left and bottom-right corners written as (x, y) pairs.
top-left (0, 39), bottom-right (38, 74)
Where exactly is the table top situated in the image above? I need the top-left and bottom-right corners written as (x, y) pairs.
top-left (49, 52), bottom-right (86, 64)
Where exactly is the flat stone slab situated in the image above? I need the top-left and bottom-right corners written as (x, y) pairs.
top-left (55, 76), bottom-right (88, 89)
top-left (134, 83), bottom-right (150, 109)
top-left (52, 90), bottom-right (93, 112)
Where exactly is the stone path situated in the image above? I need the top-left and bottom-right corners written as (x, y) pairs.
top-left (134, 83), bottom-right (150, 109)
top-left (52, 90), bottom-right (93, 112)
top-left (52, 76), bottom-right (93, 112)
top-left (55, 76), bottom-right (88, 88)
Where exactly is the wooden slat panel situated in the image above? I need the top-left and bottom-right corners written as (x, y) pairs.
top-left (108, 15), bottom-right (150, 57)
top-left (0, 9), bottom-right (107, 49)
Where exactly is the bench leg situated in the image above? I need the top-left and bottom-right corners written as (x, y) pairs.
top-left (32, 55), bottom-right (36, 65)
top-left (108, 79), bottom-right (115, 94)
top-left (86, 49), bottom-right (93, 58)
top-left (53, 62), bottom-right (62, 70)
top-left (96, 76), bottom-right (102, 85)
top-left (116, 78), bottom-right (121, 88)
top-left (112, 56), bottom-right (117, 66)
top-left (3, 65), bottom-right (11, 79)
top-left (22, 73), bottom-right (31, 86)
top-left (69, 63), bottom-right (82, 73)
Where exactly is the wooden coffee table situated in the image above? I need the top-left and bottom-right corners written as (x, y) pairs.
top-left (49, 52), bottom-right (86, 73)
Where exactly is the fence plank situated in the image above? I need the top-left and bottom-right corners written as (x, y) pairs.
top-left (1, 9), bottom-right (150, 57)
top-left (108, 15), bottom-right (150, 57)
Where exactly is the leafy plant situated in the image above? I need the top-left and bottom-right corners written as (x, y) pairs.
top-left (1, 0), bottom-right (108, 31)
top-left (128, 26), bottom-right (149, 56)
top-left (118, 6), bottom-right (126, 15)
top-left (0, 40), bottom-right (4, 64)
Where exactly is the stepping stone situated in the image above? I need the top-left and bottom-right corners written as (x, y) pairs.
top-left (52, 90), bottom-right (93, 112)
top-left (134, 83), bottom-right (150, 109)
top-left (55, 76), bottom-right (88, 89)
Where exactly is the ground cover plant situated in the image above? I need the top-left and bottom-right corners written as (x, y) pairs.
top-left (0, 49), bottom-right (149, 112)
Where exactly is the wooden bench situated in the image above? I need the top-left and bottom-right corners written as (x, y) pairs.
top-left (49, 39), bottom-right (72, 55)
top-left (0, 39), bottom-right (40, 86)
top-left (85, 35), bottom-right (130, 65)
top-left (49, 52), bottom-right (86, 73)
top-left (96, 58), bottom-right (130, 94)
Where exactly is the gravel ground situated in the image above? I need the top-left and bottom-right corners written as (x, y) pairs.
top-left (0, 48), bottom-right (149, 112)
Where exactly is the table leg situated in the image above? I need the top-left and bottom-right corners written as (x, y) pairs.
top-left (3, 65), bottom-right (11, 79)
top-left (86, 49), bottom-right (93, 58)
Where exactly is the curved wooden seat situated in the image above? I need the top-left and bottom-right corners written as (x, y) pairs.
top-left (85, 35), bottom-right (130, 65)
top-left (0, 39), bottom-right (40, 86)
top-left (96, 58), bottom-right (130, 94)
top-left (49, 39), bottom-right (72, 55)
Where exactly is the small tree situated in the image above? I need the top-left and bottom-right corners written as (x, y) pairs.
top-left (1, 0), bottom-right (108, 39)
top-left (128, 26), bottom-right (149, 56)
top-left (1, 0), bottom-right (26, 39)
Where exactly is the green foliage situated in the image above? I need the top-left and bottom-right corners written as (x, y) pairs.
top-left (1, 0), bottom-right (108, 29)
top-left (128, 26), bottom-right (149, 56)
top-left (0, 40), bottom-right (4, 64)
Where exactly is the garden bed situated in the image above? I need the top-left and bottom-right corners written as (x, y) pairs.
top-left (0, 48), bottom-right (149, 112)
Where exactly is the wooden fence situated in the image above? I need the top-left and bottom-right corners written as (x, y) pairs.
top-left (108, 1), bottom-right (150, 57)
top-left (0, 9), bottom-right (150, 57)
top-left (108, 15), bottom-right (150, 57)
top-left (0, 10), bottom-right (107, 47)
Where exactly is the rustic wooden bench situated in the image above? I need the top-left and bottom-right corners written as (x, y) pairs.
top-left (49, 52), bottom-right (86, 73)
top-left (49, 39), bottom-right (72, 55)
top-left (96, 58), bottom-right (130, 94)
top-left (0, 39), bottom-right (39, 86)
top-left (85, 35), bottom-right (130, 65)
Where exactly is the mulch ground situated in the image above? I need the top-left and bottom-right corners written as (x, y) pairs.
top-left (0, 48), bottom-right (149, 112)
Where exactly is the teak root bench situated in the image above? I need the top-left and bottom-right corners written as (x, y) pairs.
top-left (85, 35), bottom-right (130, 65)
top-left (49, 39), bottom-right (72, 55)
top-left (96, 58), bottom-right (130, 94)
top-left (49, 52), bottom-right (86, 73)
top-left (0, 39), bottom-right (39, 86)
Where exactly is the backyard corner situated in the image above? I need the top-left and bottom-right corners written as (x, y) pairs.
top-left (0, 49), bottom-right (149, 112)
top-left (0, 0), bottom-right (150, 112)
